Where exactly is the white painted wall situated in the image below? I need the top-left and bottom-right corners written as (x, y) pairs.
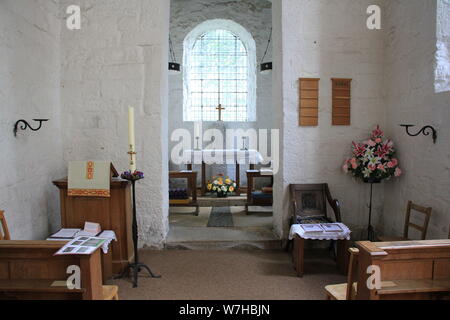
top-left (0, 0), bottom-right (64, 239)
top-left (2, 0), bottom-right (447, 245)
top-left (273, 0), bottom-right (386, 239)
top-left (59, 0), bottom-right (170, 248)
top-left (382, 0), bottom-right (450, 239)
top-left (169, 0), bottom-right (273, 185)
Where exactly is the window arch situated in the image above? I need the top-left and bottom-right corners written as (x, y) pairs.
top-left (183, 19), bottom-right (257, 122)
top-left (435, 0), bottom-right (450, 93)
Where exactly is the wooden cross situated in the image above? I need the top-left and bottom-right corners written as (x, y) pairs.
top-left (216, 104), bottom-right (225, 122)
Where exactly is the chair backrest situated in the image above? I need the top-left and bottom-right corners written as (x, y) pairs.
top-left (289, 184), bottom-right (329, 219)
top-left (345, 247), bottom-right (359, 300)
top-left (0, 211), bottom-right (11, 240)
top-left (403, 201), bottom-right (432, 240)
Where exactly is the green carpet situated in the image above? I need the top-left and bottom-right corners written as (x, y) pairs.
top-left (207, 207), bottom-right (234, 227)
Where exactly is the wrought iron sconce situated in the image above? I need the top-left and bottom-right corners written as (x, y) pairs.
top-left (400, 124), bottom-right (437, 144)
top-left (13, 119), bottom-right (49, 137)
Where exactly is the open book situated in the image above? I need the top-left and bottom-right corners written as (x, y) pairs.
top-left (48, 222), bottom-right (102, 240)
top-left (54, 236), bottom-right (107, 255)
top-left (300, 223), bottom-right (343, 233)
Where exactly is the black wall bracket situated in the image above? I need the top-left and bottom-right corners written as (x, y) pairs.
top-left (400, 125), bottom-right (437, 144)
top-left (13, 119), bottom-right (49, 137)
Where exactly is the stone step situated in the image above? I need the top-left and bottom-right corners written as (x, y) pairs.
top-left (165, 240), bottom-right (283, 251)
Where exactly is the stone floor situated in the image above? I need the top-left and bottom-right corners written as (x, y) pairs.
top-left (167, 199), bottom-right (279, 249)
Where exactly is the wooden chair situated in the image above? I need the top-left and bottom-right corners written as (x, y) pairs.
top-left (378, 201), bottom-right (432, 241)
top-left (102, 285), bottom-right (119, 300)
top-left (325, 248), bottom-right (359, 300)
top-left (289, 184), bottom-right (347, 276)
top-left (289, 184), bottom-right (341, 226)
top-left (0, 211), bottom-right (10, 240)
top-left (245, 170), bottom-right (274, 215)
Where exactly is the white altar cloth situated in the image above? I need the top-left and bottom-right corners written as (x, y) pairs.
top-left (289, 223), bottom-right (351, 241)
top-left (183, 149), bottom-right (264, 165)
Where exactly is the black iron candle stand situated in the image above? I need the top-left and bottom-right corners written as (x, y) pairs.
top-left (117, 177), bottom-right (161, 288)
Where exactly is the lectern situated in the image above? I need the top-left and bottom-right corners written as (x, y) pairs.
top-left (53, 165), bottom-right (133, 275)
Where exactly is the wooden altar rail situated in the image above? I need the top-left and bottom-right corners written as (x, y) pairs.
top-left (0, 241), bottom-right (104, 300)
top-left (355, 240), bottom-right (450, 300)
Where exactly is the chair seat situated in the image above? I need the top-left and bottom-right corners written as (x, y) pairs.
top-left (377, 235), bottom-right (409, 242)
top-left (251, 191), bottom-right (273, 200)
top-left (325, 283), bottom-right (357, 300)
top-left (102, 285), bottom-right (119, 300)
top-left (296, 216), bottom-right (331, 225)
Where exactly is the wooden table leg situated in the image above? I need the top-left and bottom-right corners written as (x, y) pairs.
top-left (336, 239), bottom-right (349, 275)
top-left (293, 236), bottom-right (305, 277)
top-left (235, 162), bottom-right (240, 195)
top-left (201, 162), bottom-right (206, 196)
top-left (191, 173), bottom-right (197, 203)
top-left (246, 172), bottom-right (253, 215)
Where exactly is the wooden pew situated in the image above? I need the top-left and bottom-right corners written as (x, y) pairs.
top-left (0, 241), bottom-right (104, 300)
top-left (356, 240), bottom-right (450, 300)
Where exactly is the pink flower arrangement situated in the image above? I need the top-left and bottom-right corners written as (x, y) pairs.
top-left (343, 125), bottom-right (402, 182)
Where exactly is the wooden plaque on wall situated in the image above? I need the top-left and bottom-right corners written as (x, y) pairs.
top-left (332, 78), bottom-right (352, 126)
top-left (299, 78), bottom-right (320, 126)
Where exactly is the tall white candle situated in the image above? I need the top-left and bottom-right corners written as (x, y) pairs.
top-left (128, 106), bottom-right (136, 172)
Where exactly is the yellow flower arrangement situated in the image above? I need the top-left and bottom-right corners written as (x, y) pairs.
top-left (207, 174), bottom-right (237, 197)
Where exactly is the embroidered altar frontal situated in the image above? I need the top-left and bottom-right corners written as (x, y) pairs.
top-left (68, 161), bottom-right (111, 197)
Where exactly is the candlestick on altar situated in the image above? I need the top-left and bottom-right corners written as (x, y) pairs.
top-left (193, 121), bottom-right (202, 151)
top-left (194, 121), bottom-right (201, 138)
top-left (241, 137), bottom-right (248, 151)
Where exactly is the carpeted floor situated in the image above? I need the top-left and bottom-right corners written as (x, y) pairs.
top-left (109, 249), bottom-right (346, 300)
top-left (207, 207), bottom-right (234, 227)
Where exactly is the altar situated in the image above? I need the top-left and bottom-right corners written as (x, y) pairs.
top-left (183, 149), bottom-right (264, 196)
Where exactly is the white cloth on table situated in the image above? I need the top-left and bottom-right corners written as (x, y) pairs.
top-left (260, 168), bottom-right (273, 176)
top-left (47, 229), bottom-right (117, 254)
top-left (98, 230), bottom-right (117, 254)
top-left (183, 149), bottom-right (264, 165)
top-left (289, 223), bottom-right (351, 241)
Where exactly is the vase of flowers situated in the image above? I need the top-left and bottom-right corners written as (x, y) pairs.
top-left (342, 125), bottom-right (402, 182)
top-left (342, 125), bottom-right (402, 241)
top-left (207, 174), bottom-right (237, 198)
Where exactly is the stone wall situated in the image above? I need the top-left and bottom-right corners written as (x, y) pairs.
top-left (2, 0), bottom-right (447, 246)
top-left (169, 0), bottom-right (273, 185)
top-left (0, 0), bottom-right (64, 239)
top-left (59, 0), bottom-right (170, 247)
top-left (382, 0), bottom-right (450, 239)
top-left (273, 0), bottom-right (386, 239)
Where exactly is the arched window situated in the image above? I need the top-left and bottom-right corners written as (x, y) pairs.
top-left (183, 20), bottom-right (256, 122)
top-left (435, 0), bottom-right (450, 93)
